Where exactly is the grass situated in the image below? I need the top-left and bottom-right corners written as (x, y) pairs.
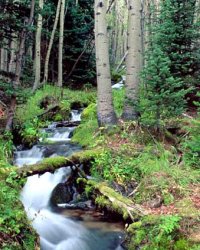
top-left (113, 88), bottom-right (125, 117)
top-left (73, 101), bottom-right (200, 249)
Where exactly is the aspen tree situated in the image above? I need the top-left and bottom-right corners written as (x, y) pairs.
top-left (95, 0), bottom-right (117, 126)
top-left (43, 0), bottom-right (62, 84)
top-left (33, 0), bottom-right (44, 91)
top-left (122, 0), bottom-right (142, 120)
top-left (57, 0), bottom-right (65, 87)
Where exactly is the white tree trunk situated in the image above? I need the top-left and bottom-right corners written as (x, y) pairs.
top-left (122, 0), bottom-right (142, 120)
top-left (33, 0), bottom-right (44, 91)
top-left (43, 0), bottom-right (62, 84)
top-left (95, 0), bottom-right (117, 126)
top-left (57, 0), bottom-right (65, 87)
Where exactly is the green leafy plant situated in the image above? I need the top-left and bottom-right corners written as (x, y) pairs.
top-left (127, 215), bottom-right (182, 249)
top-left (20, 118), bottom-right (40, 146)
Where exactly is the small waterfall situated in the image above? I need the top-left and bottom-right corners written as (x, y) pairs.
top-left (21, 167), bottom-right (71, 211)
top-left (15, 145), bottom-right (44, 167)
top-left (45, 127), bottom-right (75, 142)
top-left (71, 110), bottom-right (82, 122)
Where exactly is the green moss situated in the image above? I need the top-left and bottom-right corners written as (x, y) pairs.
top-left (72, 119), bottom-right (98, 147)
top-left (174, 239), bottom-right (190, 250)
top-left (15, 85), bottom-right (96, 125)
top-left (85, 180), bottom-right (143, 220)
top-left (176, 198), bottom-right (200, 217)
top-left (95, 195), bottom-right (111, 208)
top-left (72, 103), bottom-right (98, 147)
top-left (15, 149), bottom-right (103, 178)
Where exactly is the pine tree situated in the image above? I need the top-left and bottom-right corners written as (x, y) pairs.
top-left (141, 0), bottom-right (192, 127)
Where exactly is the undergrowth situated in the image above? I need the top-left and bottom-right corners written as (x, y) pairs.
top-left (72, 88), bottom-right (125, 147)
top-left (15, 85), bottom-right (96, 145)
top-left (72, 103), bottom-right (98, 147)
top-left (15, 85), bottom-right (96, 125)
top-left (0, 137), bottom-right (37, 249)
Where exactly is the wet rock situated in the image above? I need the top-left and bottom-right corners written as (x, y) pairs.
top-left (50, 183), bottom-right (74, 206)
top-left (68, 130), bottom-right (74, 138)
top-left (58, 200), bottom-right (94, 210)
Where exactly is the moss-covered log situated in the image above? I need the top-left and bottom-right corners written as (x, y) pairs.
top-left (17, 149), bottom-right (102, 177)
top-left (84, 180), bottom-right (148, 220)
top-left (0, 149), bottom-right (102, 178)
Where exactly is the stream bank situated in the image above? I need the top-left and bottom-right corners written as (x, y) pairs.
top-left (14, 111), bottom-right (125, 250)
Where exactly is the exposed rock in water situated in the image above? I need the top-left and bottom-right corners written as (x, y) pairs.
top-left (58, 200), bottom-right (94, 210)
top-left (50, 183), bottom-right (75, 206)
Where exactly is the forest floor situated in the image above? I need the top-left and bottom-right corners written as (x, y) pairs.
top-left (0, 85), bottom-right (199, 249)
top-left (79, 119), bottom-right (200, 249)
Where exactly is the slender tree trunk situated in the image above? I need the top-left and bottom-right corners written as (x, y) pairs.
top-left (33, 0), bottom-right (44, 92)
top-left (122, 0), bottom-right (142, 120)
top-left (9, 33), bottom-right (17, 74)
top-left (0, 47), bottom-right (5, 71)
top-left (3, 43), bottom-right (8, 72)
top-left (13, 0), bottom-right (35, 88)
top-left (95, 0), bottom-right (117, 126)
top-left (115, 50), bottom-right (128, 72)
top-left (57, 0), bottom-right (66, 87)
top-left (43, 0), bottom-right (62, 84)
top-left (0, 40), bottom-right (8, 73)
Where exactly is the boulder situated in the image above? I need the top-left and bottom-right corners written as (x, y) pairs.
top-left (50, 183), bottom-right (74, 206)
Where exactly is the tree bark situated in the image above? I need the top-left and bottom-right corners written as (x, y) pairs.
top-left (43, 0), bottom-right (62, 84)
top-left (5, 94), bottom-right (16, 131)
top-left (33, 0), bottom-right (44, 92)
top-left (13, 0), bottom-right (35, 88)
top-left (122, 0), bottom-right (142, 121)
top-left (57, 0), bottom-right (66, 87)
top-left (0, 47), bottom-right (5, 72)
top-left (83, 180), bottom-right (147, 220)
top-left (95, 0), bottom-right (117, 126)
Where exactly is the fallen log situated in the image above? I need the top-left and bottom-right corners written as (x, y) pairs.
top-left (81, 180), bottom-right (148, 220)
top-left (54, 120), bottom-right (80, 128)
top-left (16, 149), bottom-right (102, 178)
top-left (37, 104), bottom-right (59, 117)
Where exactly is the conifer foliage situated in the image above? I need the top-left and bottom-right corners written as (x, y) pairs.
top-left (141, 0), bottom-right (198, 127)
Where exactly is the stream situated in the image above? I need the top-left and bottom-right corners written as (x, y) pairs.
top-left (14, 110), bottom-right (124, 250)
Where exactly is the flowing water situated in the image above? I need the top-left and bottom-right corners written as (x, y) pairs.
top-left (15, 111), bottom-right (124, 250)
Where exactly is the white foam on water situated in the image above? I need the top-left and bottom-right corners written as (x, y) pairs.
top-left (15, 145), bottom-right (44, 167)
top-left (71, 110), bottom-right (81, 122)
top-left (45, 127), bottom-right (75, 142)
